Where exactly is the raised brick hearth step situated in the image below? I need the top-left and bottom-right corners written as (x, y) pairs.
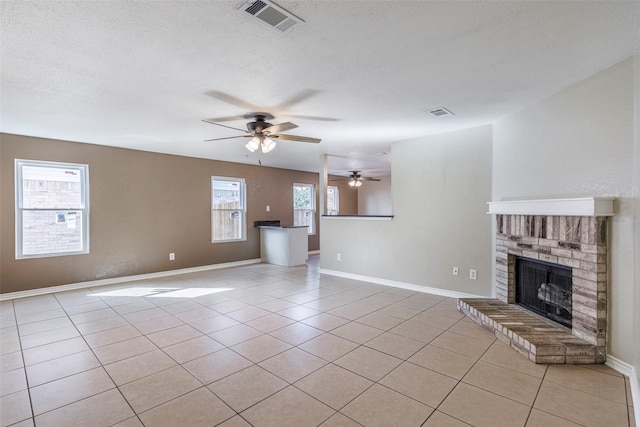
top-left (457, 298), bottom-right (604, 364)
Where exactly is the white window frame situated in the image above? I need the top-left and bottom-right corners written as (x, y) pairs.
top-left (211, 176), bottom-right (247, 243)
top-left (15, 159), bottom-right (90, 259)
top-left (293, 182), bottom-right (316, 235)
top-left (327, 185), bottom-right (339, 215)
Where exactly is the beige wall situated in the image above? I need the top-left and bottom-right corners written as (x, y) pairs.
top-left (493, 57), bottom-right (639, 369)
top-left (320, 125), bottom-right (494, 296)
top-left (357, 175), bottom-right (392, 215)
top-left (634, 53), bottom-right (640, 403)
top-left (0, 133), bottom-right (336, 293)
top-left (328, 178), bottom-right (358, 216)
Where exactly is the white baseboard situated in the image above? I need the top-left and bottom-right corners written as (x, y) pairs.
top-left (0, 259), bottom-right (262, 301)
top-left (308, 250), bottom-right (320, 255)
top-left (633, 368), bottom-right (640, 425)
top-left (631, 367), bottom-right (640, 425)
top-left (319, 268), bottom-right (484, 299)
top-left (606, 354), bottom-right (633, 376)
top-left (606, 355), bottom-right (639, 425)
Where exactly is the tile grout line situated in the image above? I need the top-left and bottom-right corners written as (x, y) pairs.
top-left (89, 290), bottom-right (235, 424)
top-left (420, 331), bottom-right (499, 426)
top-left (5, 270), bottom-right (477, 426)
top-left (52, 291), bottom-right (146, 426)
top-left (4, 259), bottom-right (629, 427)
top-left (542, 365), bottom-right (634, 408)
top-left (64, 285), bottom-right (241, 425)
top-left (522, 363), bottom-right (550, 427)
top-left (625, 376), bottom-right (634, 426)
top-left (281, 300), bottom-right (454, 425)
top-left (10, 298), bottom-right (36, 426)
top-left (306, 298), bottom-right (477, 425)
top-left (198, 277), bottom-right (428, 426)
top-left (12, 270), bottom-right (308, 424)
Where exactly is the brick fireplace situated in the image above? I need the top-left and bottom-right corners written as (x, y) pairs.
top-left (458, 198), bottom-right (613, 364)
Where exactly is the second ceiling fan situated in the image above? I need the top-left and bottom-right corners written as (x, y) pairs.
top-left (203, 113), bottom-right (321, 153)
top-left (331, 171), bottom-right (381, 187)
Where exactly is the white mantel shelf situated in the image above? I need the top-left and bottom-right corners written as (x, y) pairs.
top-left (487, 197), bottom-right (615, 217)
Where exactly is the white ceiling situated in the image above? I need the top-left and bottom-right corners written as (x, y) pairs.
top-left (2, 1), bottom-right (639, 177)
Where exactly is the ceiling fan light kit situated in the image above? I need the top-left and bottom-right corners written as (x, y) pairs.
top-left (261, 137), bottom-right (276, 153)
top-left (244, 135), bottom-right (276, 153)
top-left (204, 113), bottom-right (320, 154)
top-left (245, 137), bottom-right (260, 152)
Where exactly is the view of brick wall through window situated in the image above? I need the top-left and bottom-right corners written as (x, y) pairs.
top-left (22, 176), bottom-right (83, 255)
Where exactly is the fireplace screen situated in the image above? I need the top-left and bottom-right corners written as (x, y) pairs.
top-left (515, 257), bottom-right (572, 328)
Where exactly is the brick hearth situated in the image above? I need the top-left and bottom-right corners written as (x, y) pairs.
top-left (458, 298), bottom-right (599, 364)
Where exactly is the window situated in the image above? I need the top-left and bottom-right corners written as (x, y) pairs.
top-left (327, 185), bottom-right (339, 215)
top-left (16, 159), bottom-right (89, 259)
top-left (212, 177), bottom-right (246, 242)
top-left (293, 183), bottom-right (316, 234)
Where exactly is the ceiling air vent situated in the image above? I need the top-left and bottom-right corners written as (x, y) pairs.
top-left (429, 108), bottom-right (455, 117)
top-left (240, 0), bottom-right (302, 33)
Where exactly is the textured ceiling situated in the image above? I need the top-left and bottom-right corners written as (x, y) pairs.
top-left (1, 1), bottom-right (639, 176)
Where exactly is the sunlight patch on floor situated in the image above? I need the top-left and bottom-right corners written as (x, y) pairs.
top-left (90, 287), bottom-right (234, 298)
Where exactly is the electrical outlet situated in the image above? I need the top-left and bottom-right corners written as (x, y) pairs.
top-left (452, 266), bottom-right (459, 276)
top-left (266, 205), bottom-right (270, 212)
top-left (336, 253), bottom-right (341, 261)
top-left (469, 269), bottom-right (477, 280)
top-left (169, 253), bottom-right (175, 261)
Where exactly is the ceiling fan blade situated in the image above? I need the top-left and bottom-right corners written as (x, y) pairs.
top-left (206, 91), bottom-right (260, 111)
top-left (329, 178), bottom-right (351, 181)
top-left (276, 89), bottom-right (319, 110)
top-left (272, 133), bottom-right (321, 143)
top-left (362, 177), bottom-right (381, 181)
top-left (204, 135), bottom-right (251, 142)
top-left (265, 122), bottom-right (298, 134)
top-left (202, 119), bottom-right (247, 133)
top-left (287, 114), bottom-right (340, 122)
top-left (204, 114), bottom-right (248, 122)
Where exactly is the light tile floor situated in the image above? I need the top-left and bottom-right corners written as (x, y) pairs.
top-left (0, 256), bottom-right (635, 427)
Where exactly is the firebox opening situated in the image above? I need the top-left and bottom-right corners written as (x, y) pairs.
top-left (515, 257), bottom-right (573, 329)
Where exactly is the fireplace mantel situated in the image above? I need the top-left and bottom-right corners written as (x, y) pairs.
top-left (487, 197), bottom-right (614, 217)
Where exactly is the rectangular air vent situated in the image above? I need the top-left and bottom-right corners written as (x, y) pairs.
top-left (240, 0), bottom-right (302, 33)
top-left (429, 108), bottom-right (455, 117)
